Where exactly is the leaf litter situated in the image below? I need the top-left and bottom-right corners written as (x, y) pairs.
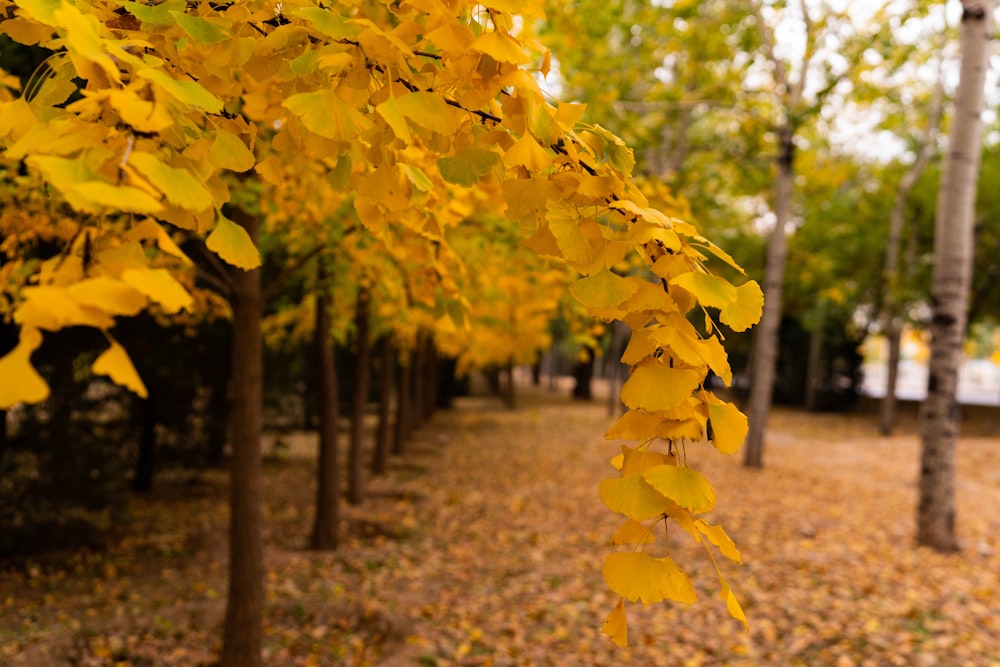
top-left (1, 385), bottom-right (998, 666)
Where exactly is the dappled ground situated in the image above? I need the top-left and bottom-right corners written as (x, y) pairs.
top-left (2, 383), bottom-right (999, 666)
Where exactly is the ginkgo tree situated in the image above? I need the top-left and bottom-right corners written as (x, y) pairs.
top-left (0, 0), bottom-right (761, 662)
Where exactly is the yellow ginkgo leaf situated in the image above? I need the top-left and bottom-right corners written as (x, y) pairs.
top-left (14, 286), bottom-right (115, 331)
top-left (619, 445), bottom-right (675, 476)
top-left (503, 133), bottom-right (553, 171)
top-left (67, 277), bottom-right (147, 316)
top-left (718, 573), bottom-right (749, 631)
top-left (601, 597), bottom-right (628, 648)
top-left (669, 271), bottom-right (737, 310)
top-left (569, 270), bottom-right (638, 314)
top-left (283, 90), bottom-right (372, 141)
top-left (704, 392), bottom-right (748, 455)
top-left (642, 464), bottom-right (716, 513)
top-left (599, 475), bottom-right (671, 521)
top-left (375, 95), bottom-right (412, 143)
top-left (127, 151), bottom-right (214, 211)
top-left (720, 281), bottom-right (764, 332)
top-left (605, 409), bottom-right (665, 441)
top-left (394, 91), bottom-right (464, 135)
top-left (603, 551), bottom-right (697, 605)
top-left (208, 129), bottom-right (256, 172)
top-left (438, 149), bottom-right (501, 187)
top-left (92, 340), bottom-right (148, 398)
top-left (0, 328), bottom-right (50, 408)
top-left (619, 327), bottom-right (658, 366)
top-left (610, 519), bottom-right (656, 546)
top-left (108, 89), bottom-right (173, 133)
top-left (470, 31), bottom-right (531, 64)
top-left (205, 215), bottom-right (261, 270)
top-left (694, 520), bottom-right (742, 564)
top-left (120, 268), bottom-right (193, 314)
top-left (620, 363), bottom-right (701, 412)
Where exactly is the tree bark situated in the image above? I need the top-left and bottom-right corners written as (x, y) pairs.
top-left (879, 326), bottom-right (903, 435)
top-left (221, 209), bottom-right (264, 667)
top-left (348, 291), bottom-right (371, 506)
top-left (131, 392), bottom-right (156, 493)
top-left (392, 349), bottom-right (412, 456)
top-left (310, 280), bottom-right (340, 550)
top-left (371, 336), bottom-right (393, 476)
top-left (571, 346), bottom-right (595, 400)
top-left (917, 0), bottom-right (992, 553)
top-left (804, 297), bottom-right (826, 412)
top-left (743, 125), bottom-right (793, 468)
top-left (880, 65), bottom-right (944, 436)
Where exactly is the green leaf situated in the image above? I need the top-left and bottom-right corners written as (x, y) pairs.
top-left (169, 11), bottom-right (229, 44)
top-left (327, 155), bottom-right (352, 191)
top-left (437, 149), bottom-right (500, 186)
top-left (136, 69), bottom-right (223, 113)
top-left (402, 164), bottom-right (434, 192)
top-left (290, 6), bottom-right (362, 39)
top-left (123, 1), bottom-right (180, 27)
top-left (206, 215), bottom-right (261, 270)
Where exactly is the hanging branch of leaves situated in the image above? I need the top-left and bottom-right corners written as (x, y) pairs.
top-left (0, 0), bottom-right (761, 643)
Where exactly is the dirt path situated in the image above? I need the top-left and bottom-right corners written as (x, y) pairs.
top-left (2, 384), bottom-right (998, 666)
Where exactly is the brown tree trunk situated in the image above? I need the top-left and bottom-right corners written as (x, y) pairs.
top-left (917, 0), bottom-right (992, 553)
top-left (804, 297), bottom-right (826, 412)
top-left (221, 209), bottom-right (264, 667)
top-left (348, 291), bottom-right (371, 506)
top-left (393, 349), bottom-right (411, 456)
top-left (371, 336), bottom-right (393, 476)
top-left (310, 281), bottom-right (340, 550)
top-left (504, 356), bottom-right (516, 409)
top-left (743, 125), bottom-right (793, 468)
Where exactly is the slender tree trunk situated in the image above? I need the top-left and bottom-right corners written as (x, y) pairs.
top-left (879, 326), bottom-right (903, 435)
top-left (804, 298), bottom-right (826, 412)
top-left (917, 0), bottom-right (992, 553)
top-left (221, 209), bottom-right (264, 667)
top-left (743, 125), bottom-right (794, 468)
top-left (572, 346), bottom-right (595, 400)
top-left (393, 349), bottom-right (411, 456)
top-left (880, 66), bottom-right (944, 436)
top-left (131, 392), bottom-right (156, 493)
top-left (504, 356), bottom-right (516, 409)
top-left (310, 282), bottom-right (340, 550)
top-left (371, 336), bottom-right (393, 476)
top-left (348, 291), bottom-right (371, 506)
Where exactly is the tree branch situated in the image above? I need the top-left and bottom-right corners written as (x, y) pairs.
top-left (262, 245), bottom-right (325, 305)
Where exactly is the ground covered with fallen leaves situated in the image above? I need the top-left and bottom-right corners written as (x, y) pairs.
top-left (2, 381), bottom-right (999, 666)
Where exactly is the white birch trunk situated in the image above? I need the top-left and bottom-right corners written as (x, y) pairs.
top-left (917, 0), bottom-right (993, 552)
